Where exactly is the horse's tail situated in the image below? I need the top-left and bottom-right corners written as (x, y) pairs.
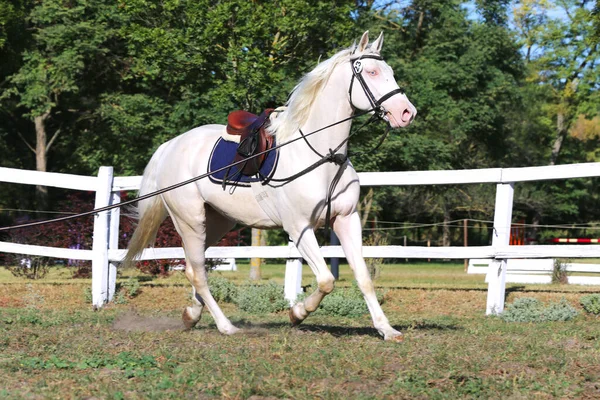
top-left (122, 143), bottom-right (169, 269)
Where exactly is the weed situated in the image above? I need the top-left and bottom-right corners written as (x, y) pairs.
top-left (120, 278), bottom-right (141, 298)
top-left (114, 291), bottom-right (128, 305)
top-left (499, 297), bottom-right (579, 322)
top-left (236, 281), bottom-right (288, 314)
top-left (114, 278), bottom-right (142, 304)
top-left (18, 352), bottom-right (160, 379)
top-left (363, 232), bottom-right (387, 280)
top-left (24, 284), bottom-right (44, 309)
top-left (83, 287), bottom-right (92, 303)
top-left (580, 294), bottom-right (600, 315)
top-left (552, 259), bottom-right (569, 284)
top-left (18, 311), bottom-right (43, 325)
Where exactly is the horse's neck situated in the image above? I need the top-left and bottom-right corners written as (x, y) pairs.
top-left (295, 79), bottom-right (353, 159)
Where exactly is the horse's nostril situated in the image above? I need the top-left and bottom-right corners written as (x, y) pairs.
top-left (401, 109), bottom-right (412, 122)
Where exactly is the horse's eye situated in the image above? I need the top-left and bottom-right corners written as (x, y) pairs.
top-left (367, 70), bottom-right (377, 76)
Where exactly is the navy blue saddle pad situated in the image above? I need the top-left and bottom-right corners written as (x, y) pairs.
top-left (208, 137), bottom-right (279, 187)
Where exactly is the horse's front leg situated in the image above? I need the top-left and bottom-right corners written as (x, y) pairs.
top-left (333, 212), bottom-right (403, 342)
top-left (288, 227), bottom-right (335, 325)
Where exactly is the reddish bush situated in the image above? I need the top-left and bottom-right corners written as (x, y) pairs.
top-left (117, 193), bottom-right (244, 277)
top-left (6, 193), bottom-right (95, 278)
top-left (4, 192), bottom-right (244, 278)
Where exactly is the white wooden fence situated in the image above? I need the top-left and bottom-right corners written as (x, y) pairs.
top-left (1, 162), bottom-right (600, 314)
top-left (468, 258), bottom-right (600, 285)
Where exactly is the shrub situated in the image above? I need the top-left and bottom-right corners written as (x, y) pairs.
top-left (580, 294), bottom-right (600, 315)
top-left (301, 281), bottom-right (384, 317)
top-left (208, 275), bottom-right (238, 303)
top-left (119, 195), bottom-right (244, 277)
top-left (317, 291), bottom-right (367, 317)
top-left (235, 281), bottom-right (289, 314)
top-left (2, 191), bottom-right (245, 279)
top-left (499, 297), bottom-right (578, 322)
top-left (5, 255), bottom-right (51, 280)
top-left (4, 193), bottom-right (94, 278)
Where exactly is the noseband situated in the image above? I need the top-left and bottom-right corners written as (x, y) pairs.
top-left (348, 54), bottom-right (405, 119)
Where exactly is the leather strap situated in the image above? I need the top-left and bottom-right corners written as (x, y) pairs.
top-left (348, 54), bottom-right (405, 119)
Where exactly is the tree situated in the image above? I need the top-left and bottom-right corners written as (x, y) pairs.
top-left (72, 0), bottom-right (360, 176)
top-left (514, 0), bottom-right (600, 165)
top-left (1, 0), bottom-right (124, 208)
top-left (509, 0), bottom-right (600, 236)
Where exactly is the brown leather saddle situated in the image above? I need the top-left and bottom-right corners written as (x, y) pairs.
top-left (226, 108), bottom-right (275, 176)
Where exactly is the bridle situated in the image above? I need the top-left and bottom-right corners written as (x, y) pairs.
top-left (348, 54), bottom-right (405, 121)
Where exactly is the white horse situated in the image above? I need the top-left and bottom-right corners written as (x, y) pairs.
top-left (124, 31), bottom-right (416, 341)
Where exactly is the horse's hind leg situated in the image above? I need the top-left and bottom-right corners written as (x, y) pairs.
top-left (176, 206), bottom-right (237, 333)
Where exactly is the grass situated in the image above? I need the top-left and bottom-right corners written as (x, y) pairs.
top-left (1, 262), bottom-right (600, 398)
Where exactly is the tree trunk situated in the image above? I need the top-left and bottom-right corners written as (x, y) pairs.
top-left (550, 111), bottom-right (567, 166)
top-left (442, 207), bottom-right (450, 247)
top-left (34, 113), bottom-right (49, 209)
top-left (359, 188), bottom-right (374, 228)
top-left (249, 228), bottom-right (262, 280)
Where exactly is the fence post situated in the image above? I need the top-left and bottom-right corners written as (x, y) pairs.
top-left (486, 182), bottom-right (514, 315)
top-left (107, 190), bottom-right (120, 302)
top-left (284, 240), bottom-right (303, 306)
top-left (91, 166), bottom-right (114, 308)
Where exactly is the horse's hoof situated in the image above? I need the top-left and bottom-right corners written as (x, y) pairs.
top-left (289, 307), bottom-right (303, 326)
top-left (182, 307), bottom-right (198, 330)
top-left (384, 333), bottom-right (404, 343)
top-left (221, 325), bottom-right (240, 335)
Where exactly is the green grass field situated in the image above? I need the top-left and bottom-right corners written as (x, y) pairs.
top-left (1, 262), bottom-right (600, 399)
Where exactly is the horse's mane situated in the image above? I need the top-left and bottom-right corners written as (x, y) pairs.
top-left (268, 47), bottom-right (355, 141)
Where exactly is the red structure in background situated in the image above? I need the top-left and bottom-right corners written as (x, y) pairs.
top-left (510, 220), bottom-right (525, 245)
top-left (551, 238), bottom-right (600, 244)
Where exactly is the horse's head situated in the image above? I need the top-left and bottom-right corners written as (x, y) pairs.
top-left (348, 31), bottom-right (417, 128)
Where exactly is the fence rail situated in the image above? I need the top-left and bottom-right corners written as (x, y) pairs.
top-left (2, 163), bottom-right (600, 312)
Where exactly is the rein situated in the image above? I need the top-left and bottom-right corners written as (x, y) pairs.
top-left (0, 53), bottom-right (404, 233)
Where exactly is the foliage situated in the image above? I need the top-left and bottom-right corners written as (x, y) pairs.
top-left (119, 215), bottom-right (182, 277)
top-left (580, 293), bottom-right (600, 315)
top-left (0, 0), bottom-right (598, 250)
top-left (117, 193), bottom-right (243, 277)
top-left (3, 192), bottom-right (94, 278)
top-left (208, 274), bottom-right (238, 303)
top-left (499, 297), bottom-right (579, 322)
top-left (300, 281), bottom-right (384, 317)
top-left (314, 283), bottom-right (369, 317)
top-left (235, 281), bottom-right (288, 314)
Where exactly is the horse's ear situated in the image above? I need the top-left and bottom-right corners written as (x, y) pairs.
top-left (357, 31), bottom-right (369, 53)
top-left (372, 32), bottom-right (384, 53)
